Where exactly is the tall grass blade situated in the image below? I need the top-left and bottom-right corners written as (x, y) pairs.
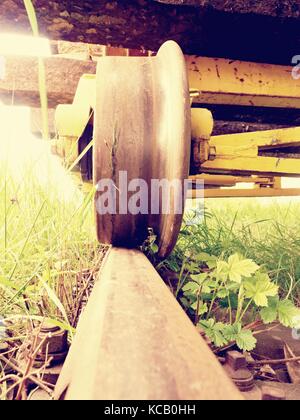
top-left (23, 0), bottom-right (49, 140)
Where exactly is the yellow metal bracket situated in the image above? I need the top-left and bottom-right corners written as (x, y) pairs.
top-left (199, 126), bottom-right (300, 177)
top-left (54, 74), bottom-right (96, 163)
top-left (188, 174), bottom-right (300, 198)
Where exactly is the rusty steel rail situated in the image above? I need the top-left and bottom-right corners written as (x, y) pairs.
top-left (54, 248), bottom-right (242, 400)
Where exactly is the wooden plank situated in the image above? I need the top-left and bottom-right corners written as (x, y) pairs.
top-left (0, 55), bottom-right (96, 108)
top-left (55, 248), bottom-right (242, 400)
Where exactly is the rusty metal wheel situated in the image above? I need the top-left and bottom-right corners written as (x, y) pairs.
top-left (93, 41), bottom-right (191, 257)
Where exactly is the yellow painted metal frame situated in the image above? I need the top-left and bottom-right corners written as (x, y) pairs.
top-left (186, 56), bottom-right (300, 108)
top-left (54, 74), bottom-right (96, 163)
top-left (189, 188), bottom-right (300, 199)
top-left (55, 74), bottom-right (95, 139)
top-left (201, 127), bottom-right (300, 176)
top-left (188, 174), bottom-right (300, 198)
top-left (190, 174), bottom-right (276, 187)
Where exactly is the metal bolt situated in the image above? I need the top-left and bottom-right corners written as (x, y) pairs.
top-left (224, 351), bottom-right (255, 392)
top-left (226, 351), bottom-right (247, 370)
top-left (40, 322), bottom-right (60, 334)
top-left (261, 385), bottom-right (286, 401)
top-left (33, 322), bottom-right (69, 367)
top-left (36, 324), bottom-right (68, 356)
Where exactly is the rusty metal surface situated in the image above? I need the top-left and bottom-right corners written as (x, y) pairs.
top-left (94, 41), bottom-right (191, 258)
top-left (35, 323), bottom-right (69, 362)
top-left (55, 248), bottom-right (242, 400)
top-left (187, 56), bottom-right (300, 109)
top-left (224, 352), bottom-right (255, 393)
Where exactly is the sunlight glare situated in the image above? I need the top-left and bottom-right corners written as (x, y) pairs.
top-left (0, 33), bottom-right (51, 57)
top-left (0, 102), bottom-right (83, 204)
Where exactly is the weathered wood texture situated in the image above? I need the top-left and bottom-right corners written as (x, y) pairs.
top-left (0, 55), bottom-right (96, 108)
top-left (0, 0), bottom-right (299, 64)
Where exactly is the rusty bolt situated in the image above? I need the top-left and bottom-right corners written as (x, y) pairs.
top-left (224, 351), bottom-right (255, 392)
top-left (261, 385), bottom-right (286, 401)
top-left (36, 322), bottom-right (68, 355)
top-left (33, 322), bottom-right (69, 367)
top-left (40, 323), bottom-right (60, 334)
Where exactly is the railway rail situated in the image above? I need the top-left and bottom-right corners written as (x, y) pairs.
top-left (55, 248), bottom-right (243, 400)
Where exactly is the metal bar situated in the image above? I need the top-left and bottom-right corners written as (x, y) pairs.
top-left (201, 156), bottom-right (300, 176)
top-left (210, 127), bottom-right (300, 148)
top-left (187, 56), bottom-right (300, 108)
top-left (199, 127), bottom-right (300, 176)
top-left (189, 188), bottom-right (300, 199)
top-left (189, 174), bottom-right (272, 186)
top-left (55, 248), bottom-right (242, 400)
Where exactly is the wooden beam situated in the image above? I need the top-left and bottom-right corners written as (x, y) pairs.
top-left (55, 248), bottom-right (242, 400)
top-left (0, 55), bottom-right (96, 108)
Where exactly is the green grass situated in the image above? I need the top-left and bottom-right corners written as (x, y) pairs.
top-left (0, 136), bottom-right (103, 336)
top-left (170, 197), bottom-right (300, 303)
